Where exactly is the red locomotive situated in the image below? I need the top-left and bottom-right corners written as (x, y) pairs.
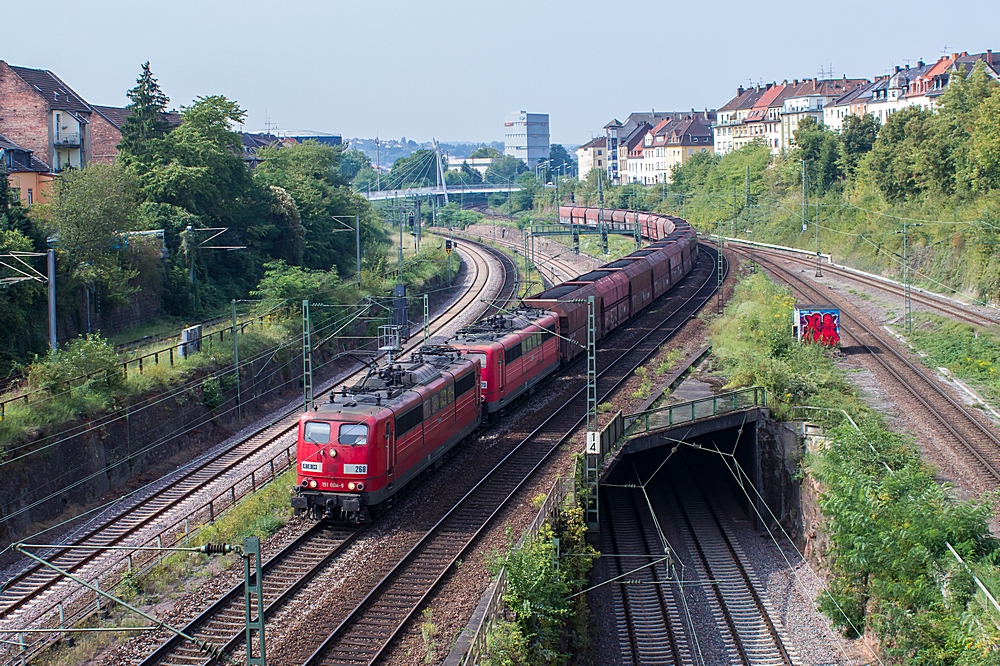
top-left (292, 346), bottom-right (481, 521)
top-left (448, 309), bottom-right (560, 417)
top-left (293, 206), bottom-right (699, 521)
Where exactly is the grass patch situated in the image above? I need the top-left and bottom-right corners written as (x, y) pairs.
top-left (709, 273), bottom-right (864, 418)
top-left (899, 311), bottom-right (1000, 405)
top-left (655, 348), bottom-right (685, 376)
top-left (715, 272), bottom-right (1000, 663)
top-left (37, 469), bottom-right (296, 665)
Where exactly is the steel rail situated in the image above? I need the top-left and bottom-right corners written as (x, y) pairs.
top-left (0, 241), bottom-right (510, 666)
top-left (136, 523), bottom-right (360, 666)
top-left (603, 485), bottom-right (692, 665)
top-left (122, 242), bottom-right (517, 666)
top-left (296, 246), bottom-right (725, 666)
top-left (665, 467), bottom-right (795, 666)
top-left (741, 249), bottom-right (1000, 483)
top-left (749, 246), bottom-right (1000, 327)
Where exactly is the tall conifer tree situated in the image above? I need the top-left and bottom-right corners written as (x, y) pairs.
top-left (119, 62), bottom-right (171, 167)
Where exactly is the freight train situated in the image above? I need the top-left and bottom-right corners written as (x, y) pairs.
top-left (292, 206), bottom-right (700, 521)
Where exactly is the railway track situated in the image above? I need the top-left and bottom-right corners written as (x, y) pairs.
top-left (602, 485), bottom-right (694, 665)
top-left (446, 226), bottom-right (585, 286)
top-left (741, 249), bottom-right (1000, 484)
top-left (744, 244), bottom-right (1000, 328)
top-left (276, 246), bottom-right (725, 666)
top-left (661, 465), bottom-right (797, 665)
top-left (0, 241), bottom-right (516, 665)
top-left (138, 522), bottom-right (359, 666)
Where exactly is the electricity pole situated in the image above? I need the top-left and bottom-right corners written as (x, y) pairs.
top-left (47, 249), bottom-right (56, 351)
top-left (302, 300), bottom-right (313, 412)
top-left (896, 221), bottom-right (921, 335)
top-left (232, 300), bottom-right (240, 419)
top-left (584, 295), bottom-right (598, 533)
top-left (815, 201), bottom-right (822, 277)
top-left (717, 219), bottom-right (724, 314)
top-left (745, 165), bottom-right (754, 272)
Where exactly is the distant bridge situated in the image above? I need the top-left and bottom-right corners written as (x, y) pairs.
top-left (361, 183), bottom-right (522, 202)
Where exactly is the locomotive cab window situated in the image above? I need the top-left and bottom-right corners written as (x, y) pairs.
top-left (303, 421), bottom-right (331, 444)
top-left (338, 423), bottom-right (368, 446)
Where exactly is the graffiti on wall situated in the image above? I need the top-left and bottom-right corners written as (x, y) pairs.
top-left (797, 307), bottom-right (841, 347)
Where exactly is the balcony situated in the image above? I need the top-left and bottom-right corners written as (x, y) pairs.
top-left (54, 132), bottom-right (80, 147)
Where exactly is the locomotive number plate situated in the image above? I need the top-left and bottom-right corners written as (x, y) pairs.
top-left (481, 381), bottom-right (488, 389)
top-left (301, 461), bottom-right (322, 473)
top-left (344, 464), bottom-right (368, 475)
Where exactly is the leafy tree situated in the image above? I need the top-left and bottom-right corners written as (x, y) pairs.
top-left (865, 107), bottom-right (940, 200)
top-left (967, 92), bottom-right (1000, 191)
top-left (0, 167), bottom-right (46, 369)
top-left (837, 113), bottom-right (880, 176)
top-left (255, 141), bottom-right (377, 272)
top-left (547, 144), bottom-right (575, 174)
top-left (41, 164), bottom-right (141, 306)
top-left (793, 117), bottom-right (842, 193)
top-left (469, 145), bottom-right (502, 159)
top-left (668, 150), bottom-right (718, 195)
top-left (118, 62), bottom-right (172, 168)
top-left (484, 155), bottom-right (527, 184)
top-left (139, 96), bottom-right (272, 309)
top-left (339, 147), bottom-right (371, 181)
top-left (444, 162), bottom-right (483, 186)
top-left (384, 150), bottom-right (438, 189)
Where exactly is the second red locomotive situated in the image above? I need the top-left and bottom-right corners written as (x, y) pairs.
top-left (293, 206), bottom-right (701, 521)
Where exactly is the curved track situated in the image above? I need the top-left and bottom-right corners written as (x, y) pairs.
top-left (445, 225), bottom-right (585, 286)
top-left (744, 244), bottom-right (1000, 327)
top-left (287, 247), bottom-right (725, 666)
top-left (741, 248), bottom-right (1000, 483)
top-left (0, 240), bottom-right (516, 665)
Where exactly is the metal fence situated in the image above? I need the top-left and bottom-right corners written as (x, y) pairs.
top-left (457, 475), bottom-right (576, 666)
top-left (0, 444), bottom-right (296, 666)
top-left (0, 308), bottom-right (286, 420)
top-left (624, 387), bottom-right (768, 435)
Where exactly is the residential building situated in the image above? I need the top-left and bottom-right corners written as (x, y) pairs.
top-left (866, 63), bottom-right (933, 123)
top-left (576, 137), bottom-right (606, 181)
top-left (735, 83), bottom-right (788, 154)
top-left (660, 115), bottom-right (714, 180)
top-left (1, 132), bottom-right (52, 205)
top-left (0, 61), bottom-right (124, 172)
top-left (778, 78), bottom-right (867, 148)
top-left (903, 51), bottom-right (1000, 111)
top-left (824, 79), bottom-right (884, 131)
top-left (618, 121), bottom-right (651, 184)
top-left (713, 87), bottom-right (765, 156)
top-left (240, 132), bottom-right (295, 168)
top-left (605, 110), bottom-right (716, 183)
top-left (503, 111), bottom-right (549, 168)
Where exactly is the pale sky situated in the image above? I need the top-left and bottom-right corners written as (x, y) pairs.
top-left (4, 0), bottom-right (997, 145)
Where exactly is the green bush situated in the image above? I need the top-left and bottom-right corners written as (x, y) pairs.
top-left (23, 334), bottom-right (123, 395)
top-left (709, 273), bottom-right (861, 415)
top-left (486, 503), bottom-right (597, 665)
top-left (714, 272), bottom-right (1000, 662)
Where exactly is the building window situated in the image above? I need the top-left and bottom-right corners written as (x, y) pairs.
top-left (27, 189), bottom-right (33, 206)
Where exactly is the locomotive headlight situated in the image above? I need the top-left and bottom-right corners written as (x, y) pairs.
top-left (357, 483), bottom-right (364, 491)
top-left (348, 482), bottom-right (356, 490)
top-left (329, 449), bottom-right (336, 457)
top-left (308, 479), bottom-right (318, 489)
